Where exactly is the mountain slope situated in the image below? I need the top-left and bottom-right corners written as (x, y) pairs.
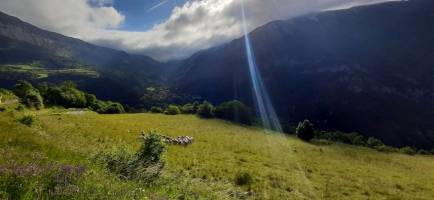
top-left (169, 0), bottom-right (434, 149)
top-left (0, 11), bottom-right (173, 107)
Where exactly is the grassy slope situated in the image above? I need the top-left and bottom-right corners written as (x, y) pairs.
top-left (1, 105), bottom-right (434, 199)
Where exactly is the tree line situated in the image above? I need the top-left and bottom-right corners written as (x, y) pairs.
top-left (12, 80), bottom-right (125, 114)
top-left (293, 120), bottom-right (434, 155)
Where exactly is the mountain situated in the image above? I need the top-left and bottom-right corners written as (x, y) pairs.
top-left (0, 11), bottom-right (173, 106)
top-left (168, 0), bottom-right (434, 149)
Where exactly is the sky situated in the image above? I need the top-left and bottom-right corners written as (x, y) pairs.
top-left (0, 0), bottom-right (396, 62)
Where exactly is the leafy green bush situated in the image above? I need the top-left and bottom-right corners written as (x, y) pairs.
top-left (13, 80), bottom-right (44, 110)
top-left (418, 149), bottom-right (431, 155)
top-left (0, 106), bottom-right (7, 112)
top-left (296, 120), bottom-right (315, 142)
top-left (94, 129), bottom-right (167, 182)
top-left (376, 145), bottom-right (398, 153)
top-left (215, 100), bottom-right (252, 125)
top-left (17, 115), bottom-right (37, 126)
top-left (150, 106), bottom-right (163, 113)
top-left (99, 102), bottom-right (125, 114)
top-left (180, 103), bottom-right (194, 114)
top-left (367, 137), bottom-right (384, 149)
top-left (164, 105), bottom-right (181, 115)
top-left (282, 124), bottom-right (296, 135)
top-left (235, 171), bottom-right (253, 186)
top-left (352, 135), bottom-right (367, 146)
top-left (399, 146), bottom-right (416, 155)
top-left (197, 101), bottom-right (215, 118)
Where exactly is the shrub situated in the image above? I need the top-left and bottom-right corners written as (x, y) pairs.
top-left (180, 103), bottom-right (194, 114)
top-left (215, 100), bottom-right (252, 125)
top-left (399, 146), bottom-right (416, 155)
top-left (0, 106), bottom-right (6, 111)
top-left (430, 149), bottom-right (434, 155)
top-left (376, 145), bottom-right (398, 153)
top-left (418, 149), bottom-right (431, 155)
top-left (164, 105), bottom-right (181, 115)
top-left (197, 101), bottom-right (215, 118)
top-left (352, 135), bottom-right (367, 146)
top-left (282, 124), bottom-right (296, 135)
top-left (150, 106), bottom-right (163, 113)
top-left (17, 115), bottom-right (37, 126)
top-left (235, 171), bottom-right (253, 186)
top-left (367, 137), bottom-right (383, 149)
top-left (296, 120), bottom-right (315, 142)
top-left (101, 102), bottom-right (125, 114)
top-left (94, 129), bottom-right (167, 182)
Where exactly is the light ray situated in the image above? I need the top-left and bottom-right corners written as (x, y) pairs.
top-left (240, 0), bottom-right (282, 133)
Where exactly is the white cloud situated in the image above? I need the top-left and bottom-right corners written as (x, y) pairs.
top-left (0, 0), bottom-right (395, 62)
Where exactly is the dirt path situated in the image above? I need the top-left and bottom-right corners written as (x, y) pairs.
top-left (66, 110), bottom-right (86, 115)
top-left (0, 99), bottom-right (19, 105)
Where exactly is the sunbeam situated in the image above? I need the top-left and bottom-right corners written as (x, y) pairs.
top-left (240, 0), bottom-right (282, 133)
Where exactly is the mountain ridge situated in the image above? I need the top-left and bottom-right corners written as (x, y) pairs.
top-left (168, 0), bottom-right (434, 149)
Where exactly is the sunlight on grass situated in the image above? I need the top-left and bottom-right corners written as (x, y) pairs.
top-left (1, 105), bottom-right (434, 199)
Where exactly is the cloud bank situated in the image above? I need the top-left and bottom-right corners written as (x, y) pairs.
top-left (0, 0), bottom-right (394, 62)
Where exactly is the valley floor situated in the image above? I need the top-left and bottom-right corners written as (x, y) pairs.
top-left (1, 105), bottom-right (434, 199)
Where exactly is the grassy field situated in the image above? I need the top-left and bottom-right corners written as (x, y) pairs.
top-left (0, 103), bottom-right (434, 199)
top-left (0, 64), bottom-right (99, 78)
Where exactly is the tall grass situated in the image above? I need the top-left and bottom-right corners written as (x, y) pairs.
top-left (1, 105), bottom-right (434, 199)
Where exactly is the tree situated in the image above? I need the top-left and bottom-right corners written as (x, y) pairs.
top-left (215, 100), bottom-right (253, 125)
top-left (13, 80), bottom-right (44, 109)
top-left (296, 120), bottom-right (315, 142)
top-left (13, 80), bottom-right (34, 99)
top-left (164, 105), bottom-right (181, 115)
top-left (352, 135), bottom-right (367, 146)
top-left (197, 101), bottom-right (215, 118)
top-left (367, 137), bottom-right (383, 149)
top-left (150, 106), bottom-right (163, 113)
top-left (37, 82), bottom-right (49, 99)
top-left (102, 102), bottom-right (125, 114)
top-left (180, 103), bottom-right (194, 114)
top-left (85, 93), bottom-right (97, 108)
top-left (192, 101), bottom-right (200, 113)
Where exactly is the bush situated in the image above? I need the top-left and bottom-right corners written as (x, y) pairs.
top-left (150, 106), bottom-right (163, 113)
top-left (296, 120), bottom-right (315, 142)
top-left (367, 137), bottom-right (383, 149)
top-left (180, 103), bottom-right (194, 114)
top-left (418, 149), bottom-right (431, 155)
top-left (100, 102), bottom-right (125, 114)
top-left (94, 129), bottom-right (167, 182)
top-left (282, 124), bottom-right (296, 135)
top-left (215, 100), bottom-right (252, 125)
top-left (430, 149), bottom-right (434, 155)
top-left (0, 107), bottom-right (6, 112)
top-left (197, 101), bottom-right (215, 118)
top-left (235, 171), bottom-right (253, 186)
top-left (376, 145), bottom-right (398, 153)
top-left (399, 146), bottom-right (416, 155)
top-left (164, 105), bottom-right (181, 115)
top-left (352, 135), bottom-right (367, 146)
top-left (17, 115), bottom-right (37, 126)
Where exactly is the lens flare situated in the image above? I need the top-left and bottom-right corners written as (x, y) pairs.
top-left (240, 1), bottom-right (282, 133)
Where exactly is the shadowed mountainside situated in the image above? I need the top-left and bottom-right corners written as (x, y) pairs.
top-left (169, 0), bottom-right (434, 149)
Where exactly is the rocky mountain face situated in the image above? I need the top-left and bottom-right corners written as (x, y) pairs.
top-left (169, 0), bottom-right (434, 149)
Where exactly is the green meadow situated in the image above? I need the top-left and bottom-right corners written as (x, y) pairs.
top-left (0, 64), bottom-right (99, 78)
top-left (1, 103), bottom-right (434, 199)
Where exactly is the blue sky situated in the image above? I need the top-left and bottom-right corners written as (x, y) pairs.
top-left (0, 0), bottom-right (394, 62)
top-left (103, 0), bottom-right (189, 31)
